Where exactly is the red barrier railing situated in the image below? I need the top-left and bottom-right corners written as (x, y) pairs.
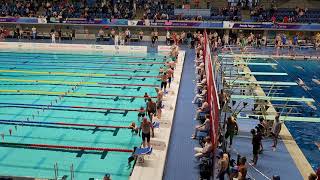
top-left (203, 31), bottom-right (220, 149)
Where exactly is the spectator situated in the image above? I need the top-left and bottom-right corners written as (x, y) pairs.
top-left (216, 153), bottom-right (229, 180)
top-left (225, 116), bottom-right (238, 148)
top-left (234, 156), bottom-right (247, 180)
top-left (195, 101), bottom-right (210, 120)
top-left (250, 128), bottom-right (262, 166)
top-left (194, 136), bottom-right (213, 158)
top-left (271, 114), bottom-right (282, 151)
top-left (191, 114), bottom-right (211, 139)
top-left (218, 89), bottom-right (228, 108)
top-left (192, 85), bottom-right (207, 104)
top-left (283, 16), bottom-right (289, 23)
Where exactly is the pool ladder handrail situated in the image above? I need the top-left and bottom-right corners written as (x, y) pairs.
top-left (54, 162), bottom-right (58, 180)
top-left (70, 164), bottom-right (75, 180)
top-left (54, 163), bottom-right (74, 180)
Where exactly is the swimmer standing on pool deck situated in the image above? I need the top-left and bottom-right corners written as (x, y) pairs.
top-left (166, 67), bottom-right (174, 88)
top-left (139, 117), bottom-right (154, 148)
top-left (315, 142), bottom-right (320, 150)
top-left (160, 72), bottom-right (168, 93)
top-left (146, 98), bottom-right (156, 121)
top-left (155, 87), bottom-right (163, 119)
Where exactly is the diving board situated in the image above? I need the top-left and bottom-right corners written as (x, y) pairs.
top-left (238, 72), bottom-right (288, 76)
top-left (225, 80), bottom-right (298, 86)
top-left (231, 95), bottom-right (315, 102)
top-left (219, 54), bottom-right (270, 58)
top-left (223, 62), bottom-right (278, 66)
top-left (237, 114), bottom-right (320, 123)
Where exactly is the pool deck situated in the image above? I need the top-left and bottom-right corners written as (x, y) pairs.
top-left (130, 49), bottom-right (186, 180)
top-left (220, 52), bottom-right (315, 180)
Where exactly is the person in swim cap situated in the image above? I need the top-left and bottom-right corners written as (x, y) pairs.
top-left (103, 173), bottom-right (111, 180)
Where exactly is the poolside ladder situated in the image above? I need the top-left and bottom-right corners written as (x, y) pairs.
top-left (70, 164), bottom-right (75, 180)
top-left (54, 162), bottom-right (59, 180)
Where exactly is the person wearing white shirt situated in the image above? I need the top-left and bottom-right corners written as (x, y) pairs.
top-left (166, 31), bottom-right (171, 45)
top-left (114, 34), bottom-right (119, 45)
top-left (32, 26), bottom-right (36, 39)
top-left (51, 31), bottom-right (56, 43)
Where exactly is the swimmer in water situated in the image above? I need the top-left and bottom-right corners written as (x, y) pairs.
top-left (144, 92), bottom-right (150, 102)
top-left (297, 78), bottom-right (311, 90)
top-left (137, 107), bottom-right (146, 121)
top-left (312, 78), bottom-right (320, 85)
top-left (315, 142), bottom-right (320, 150)
top-left (294, 65), bottom-right (305, 71)
top-left (129, 122), bottom-right (139, 134)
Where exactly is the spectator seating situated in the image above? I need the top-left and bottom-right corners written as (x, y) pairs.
top-left (251, 7), bottom-right (320, 23)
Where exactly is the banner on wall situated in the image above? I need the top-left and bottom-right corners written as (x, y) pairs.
top-left (128, 20), bottom-right (139, 26)
top-left (1, 17), bottom-right (320, 30)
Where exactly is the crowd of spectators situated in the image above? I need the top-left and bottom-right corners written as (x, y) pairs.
top-left (43, 0), bottom-right (135, 20)
top-left (250, 3), bottom-right (320, 23)
top-left (0, 0), bottom-right (135, 19)
top-left (137, 0), bottom-right (174, 20)
top-left (0, 0), bottom-right (40, 17)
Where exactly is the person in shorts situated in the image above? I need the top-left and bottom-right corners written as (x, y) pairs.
top-left (139, 117), bottom-right (154, 148)
top-left (146, 98), bottom-right (156, 121)
top-left (250, 129), bottom-right (262, 166)
top-left (160, 72), bottom-right (168, 92)
top-left (166, 67), bottom-right (174, 88)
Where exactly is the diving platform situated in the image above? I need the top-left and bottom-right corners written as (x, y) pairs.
top-left (223, 62), bottom-right (278, 66)
top-left (231, 95), bottom-right (315, 102)
top-left (237, 114), bottom-right (320, 123)
top-left (225, 79), bottom-right (298, 86)
top-left (238, 72), bottom-right (288, 76)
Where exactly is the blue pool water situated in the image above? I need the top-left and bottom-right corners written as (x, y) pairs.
top-left (248, 58), bottom-right (320, 170)
top-left (0, 50), bottom-right (163, 179)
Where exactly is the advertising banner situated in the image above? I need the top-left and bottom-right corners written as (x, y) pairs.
top-left (1, 17), bottom-right (320, 30)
